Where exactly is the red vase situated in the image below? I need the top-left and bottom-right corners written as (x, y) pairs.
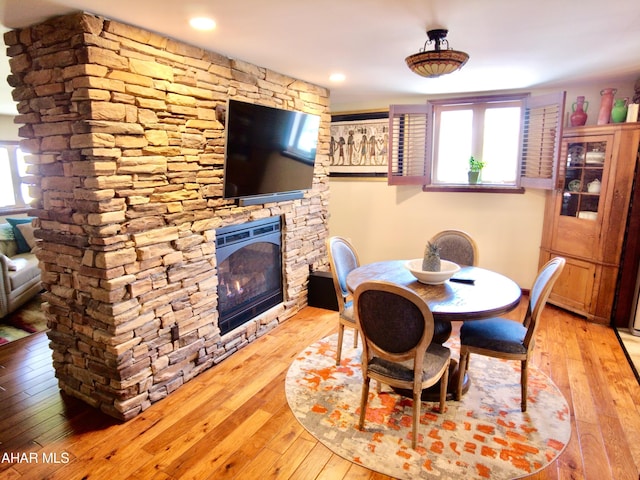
top-left (570, 96), bottom-right (588, 126)
top-left (597, 88), bottom-right (617, 125)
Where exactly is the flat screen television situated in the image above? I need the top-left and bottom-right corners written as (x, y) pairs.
top-left (223, 99), bottom-right (321, 201)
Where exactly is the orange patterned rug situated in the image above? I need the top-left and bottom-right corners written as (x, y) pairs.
top-left (285, 330), bottom-right (570, 479)
top-left (0, 294), bottom-right (46, 346)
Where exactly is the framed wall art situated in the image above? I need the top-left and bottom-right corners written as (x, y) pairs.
top-left (329, 111), bottom-right (388, 177)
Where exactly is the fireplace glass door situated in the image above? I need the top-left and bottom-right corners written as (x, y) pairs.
top-left (216, 217), bottom-right (283, 335)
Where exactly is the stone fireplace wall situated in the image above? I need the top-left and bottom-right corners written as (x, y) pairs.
top-left (5, 12), bottom-right (330, 420)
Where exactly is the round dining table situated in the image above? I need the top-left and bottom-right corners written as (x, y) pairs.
top-left (346, 260), bottom-right (522, 323)
top-left (346, 260), bottom-right (523, 399)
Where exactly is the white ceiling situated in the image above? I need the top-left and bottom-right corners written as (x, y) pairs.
top-left (0, 0), bottom-right (639, 115)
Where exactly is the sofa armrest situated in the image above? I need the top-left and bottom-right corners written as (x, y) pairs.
top-left (0, 254), bottom-right (13, 292)
top-left (0, 254), bottom-right (11, 317)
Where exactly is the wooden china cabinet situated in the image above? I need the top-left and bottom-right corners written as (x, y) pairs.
top-left (539, 123), bottom-right (640, 324)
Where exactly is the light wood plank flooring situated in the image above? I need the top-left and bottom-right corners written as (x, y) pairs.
top-left (1, 302), bottom-right (639, 480)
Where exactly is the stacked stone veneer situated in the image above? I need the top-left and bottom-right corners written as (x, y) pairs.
top-left (5, 12), bottom-right (330, 420)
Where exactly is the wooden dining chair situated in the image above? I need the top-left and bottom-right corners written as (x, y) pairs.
top-left (429, 229), bottom-right (479, 266)
top-left (355, 280), bottom-right (451, 449)
top-left (326, 236), bottom-right (360, 365)
top-left (427, 230), bottom-right (479, 344)
top-left (455, 257), bottom-right (565, 411)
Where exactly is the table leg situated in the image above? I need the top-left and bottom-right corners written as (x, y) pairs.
top-left (433, 319), bottom-right (452, 344)
top-left (393, 359), bottom-right (469, 401)
top-left (395, 320), bottom-right (470, 401)
top-left (420, 358), bottom-right (469, 401)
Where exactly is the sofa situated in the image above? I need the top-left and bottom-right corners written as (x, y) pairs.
top-left (0, 218), bottom-right (42, 318)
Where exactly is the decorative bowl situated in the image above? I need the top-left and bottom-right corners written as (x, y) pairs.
top-left (405, 259), bottom-right (461, 285)
top-left (568, 179), bottom-right (581, 192)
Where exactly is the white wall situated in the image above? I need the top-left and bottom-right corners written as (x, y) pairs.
top-left (0, 114), bottom-right (19, 141)
top-left (328, 179), bottom-right (546, 287)
top-left (328, 81), bottom-right (638, 289)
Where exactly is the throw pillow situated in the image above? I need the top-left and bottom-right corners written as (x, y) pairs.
top-left (0, 223), bottom-right (15, 241)
top-left (6, 217), bottom-right (35, 254)
top-left (0, 223), bottom-right (17, 257)
top-left (16, 222), bottom-right (36, 250)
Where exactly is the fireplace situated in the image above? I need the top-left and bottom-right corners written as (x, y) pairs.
top-left (216, 217), bottom-right (283, 335)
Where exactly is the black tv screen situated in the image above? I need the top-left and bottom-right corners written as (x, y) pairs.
top-left (223, 99), bottom-right (321, 199)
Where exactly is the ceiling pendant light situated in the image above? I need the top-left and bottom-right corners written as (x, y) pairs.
top-left (405, 29), bottom-right (469, 78)
top-left (189, 17), bottom-right (216, 31)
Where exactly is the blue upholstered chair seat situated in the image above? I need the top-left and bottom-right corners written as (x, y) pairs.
top-left (456, 257), bottom-right (566, 412)
top-left (460, 318), bottom-right (527, 355)
top-left (327, 236), bottom-right (361, 365)
top-left (340, 300), bottom-right (354, 324)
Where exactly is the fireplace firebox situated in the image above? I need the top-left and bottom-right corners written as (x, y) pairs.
top-left (215, 217), bottom-right (283, 335)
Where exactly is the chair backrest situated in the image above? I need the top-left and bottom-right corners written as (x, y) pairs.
top-left (326, 236), bottom-right (360, 310)
top-left (523, 257), bottom-right (566, 348)
top-left (430, 230), bottom-right (478, 266)
top-left (355, 280), bottom-right (434, 365)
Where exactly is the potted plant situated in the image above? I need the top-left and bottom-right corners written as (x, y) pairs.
top-left (468, 156), bottom-right (486, 184)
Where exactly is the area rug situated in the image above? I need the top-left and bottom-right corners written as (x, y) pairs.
top-left (285, 330), bottom-right (571, 480)
top-left (0, 294), bottom-right (46, 345)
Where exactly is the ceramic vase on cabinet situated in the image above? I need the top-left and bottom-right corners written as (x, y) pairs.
top-left (597, 88), bottom-right (617, 125)
top-left (570, 96), bottom-right (588, 126)
top-left (611, 98), bottom-right (628, 123)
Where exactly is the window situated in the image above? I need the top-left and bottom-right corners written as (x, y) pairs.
top-left (388, 92), bottom-right (565, 192)
top-left (433, 98), bottom-right (522, 185)
top-left (0, 142), bottom-right (33, 212)
top-left (285, 112), bottom-right (321, 164)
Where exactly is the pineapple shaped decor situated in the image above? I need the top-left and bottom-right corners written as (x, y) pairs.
top-left (422, 242), bottom-right (441, 272)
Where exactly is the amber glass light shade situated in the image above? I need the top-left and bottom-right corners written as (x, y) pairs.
top-left (406, 29), bottom-right (469, 78)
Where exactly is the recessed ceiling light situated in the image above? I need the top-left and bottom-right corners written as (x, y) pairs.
top-left (189, 17), bottom-right (216, 31)
top-left (329, 73), bottom-right (346, 83)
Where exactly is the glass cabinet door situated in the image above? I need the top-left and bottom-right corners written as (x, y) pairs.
top-left (561, 139), bottom-right (606, 219)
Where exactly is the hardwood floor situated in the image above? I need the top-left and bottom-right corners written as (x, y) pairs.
top-left (1, 302), bottom-right (639, 480)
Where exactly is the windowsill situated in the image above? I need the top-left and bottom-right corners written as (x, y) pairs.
top-left (0, 205), bottom-right (33, 216)
top-left (422, 184), bottom-right (525, 194)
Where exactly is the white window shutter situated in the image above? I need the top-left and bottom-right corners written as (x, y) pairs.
top-left (520, 92), bottom-right (566, 189)
top-left (388, 104), bottom-right (432, 185)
